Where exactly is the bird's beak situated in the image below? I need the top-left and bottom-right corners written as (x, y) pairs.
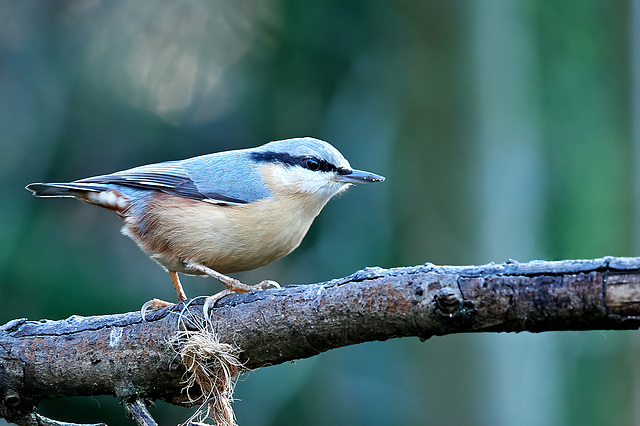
top-left (335, 169), bottom-right (385, 184)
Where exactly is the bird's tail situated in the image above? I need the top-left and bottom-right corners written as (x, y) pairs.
top-left (26, 182), bottom-right (130, 212)
top-left (25, 182), bottom-right (107, 198)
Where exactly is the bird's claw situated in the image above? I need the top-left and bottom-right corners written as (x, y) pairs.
top-left (140, 298), bottom-right (175, 321)
top-left (255, 279), bottom-right (280, 290)
top-left (203, 290), bottom-right (234, 319)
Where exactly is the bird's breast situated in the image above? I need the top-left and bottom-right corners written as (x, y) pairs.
top-left (123, 192), bottom-right (328, 274)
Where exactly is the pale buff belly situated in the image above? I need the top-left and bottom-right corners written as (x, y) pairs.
top-left (122, 193), bottom-right (325, 275)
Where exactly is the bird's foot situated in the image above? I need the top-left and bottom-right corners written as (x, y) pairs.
top-left (202, 279), bottom-right (281, 318)
top-left (223, 278), bottom-right (281, 293)
top-left (140, 298), bottom-right (175, 321)
top-left (203, 278), bottom-right (280, 306)
top-left (202, 278), bottom-right (280, 321)
top-left (182, 261), bottom-right (281, 318)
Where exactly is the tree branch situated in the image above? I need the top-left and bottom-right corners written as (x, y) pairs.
top-left (2, 256), bottom-right (640, 423)
top-left (125, 399), bottom-right (157, 426)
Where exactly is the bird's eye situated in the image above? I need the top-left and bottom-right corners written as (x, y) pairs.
top-left (305, 158), bottom-right (320, 171)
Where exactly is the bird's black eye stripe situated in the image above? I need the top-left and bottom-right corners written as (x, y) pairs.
top-left (301, 156), bottom-right (338, 173)
top-left (251, 151), bottom-right (339, 173)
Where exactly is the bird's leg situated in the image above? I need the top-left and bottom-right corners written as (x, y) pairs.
top-left (186, 261), bottom-right (279, 293)
top-left (140, 270), bottom-right (187, 320)
top-left (184, 261), bottom-right (280, 316)
top-left (170, 270), bottom-right (188, 301)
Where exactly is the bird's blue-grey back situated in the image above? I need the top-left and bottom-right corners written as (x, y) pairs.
top-left (66, 147), bottom-right (281, 204)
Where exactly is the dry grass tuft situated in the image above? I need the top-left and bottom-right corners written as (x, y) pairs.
top-left (174, 312), bottom-right (245, 426)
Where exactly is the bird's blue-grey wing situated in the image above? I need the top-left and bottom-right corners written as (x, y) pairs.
top-left (77, 151), bottom-right (271, 205)
top-left (181, 151), bottom-right (272, 204)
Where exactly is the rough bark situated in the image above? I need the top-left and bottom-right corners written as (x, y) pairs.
top-left (2, 256), bottom-right (640, 423)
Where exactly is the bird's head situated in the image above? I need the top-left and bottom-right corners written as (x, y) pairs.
top-left (249, 137), bottom-right (385, 202)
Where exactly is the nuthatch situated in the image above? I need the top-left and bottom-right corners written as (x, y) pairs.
top-left (26, 137), bottom-right (385, 309)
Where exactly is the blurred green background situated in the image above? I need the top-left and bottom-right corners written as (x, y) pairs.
top-left (1, 0), bottom-right (638, 424)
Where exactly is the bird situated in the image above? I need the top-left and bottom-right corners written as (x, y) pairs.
top-left (26, 137), bottom-right (385, 311)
